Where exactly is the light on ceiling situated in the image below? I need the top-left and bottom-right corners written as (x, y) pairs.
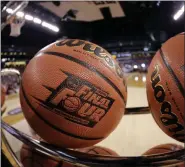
top-left (150, 33), bottom-right (156, 41)
top-left (6, 8), bottom-right (13, 14)
top-left (42, 21), bottom-right (59, 32)
top-left (141, 63), bottom-right (146, 68)
top-left (5, 8), bottom-right (59, 33)
top-left (174, 5), bottom-right (184, 20)
top-left (25, 14), bottom-right (33, 21)
top-left (133, 65), bottom-right (138, 69)
top-left (2, 6), bottom-right (7, 11)
top-left (16, 11), bottom-right (24, 18)
top-left (2, 58), bottom-right (7, 62)
top-left (144, 47), bottom-right (149, 51)
top-left (33, 18), bottom-right (42, 24)
top-left (134, 76), bottom-right (139, 81)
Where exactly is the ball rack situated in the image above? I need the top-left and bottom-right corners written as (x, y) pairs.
top-left (2, 113), bottom-right (184, 167)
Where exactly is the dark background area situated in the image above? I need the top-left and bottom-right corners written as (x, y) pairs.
top-left (1, 1), bottom-right (184, 70)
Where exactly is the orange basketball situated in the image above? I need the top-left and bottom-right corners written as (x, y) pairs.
top-left (78, 146), bottom-right (119, 156)
top-left (142, 143), bottom-right (184, 167)
top-left (63, 97), bottom-right (82, 112)
top-left (20, 39), bottom-right (127, 148)
top-left (142, 143), bottom-right (184, 155)
top-left (20, 144), bottom-right (73, 167)
top-left (20, 144), bottom-right (118, 167)
top-left (146, 33), bottom-right (184, 142)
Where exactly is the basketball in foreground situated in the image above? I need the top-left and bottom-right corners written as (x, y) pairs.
top-left (20, 144), bottom-right (118, 167)
top-left (146, 33), bottom-right (184, 142)
top-left (78, 145), bottom-right (119, 156)
top-left (142, 143), bottom-right (183, 155)
top-left (143, 143), bottom-right (184, 167)
top-left (20, 144), bottom-right (70, 167)
top-left (20, 39), bottom-right (127, 148)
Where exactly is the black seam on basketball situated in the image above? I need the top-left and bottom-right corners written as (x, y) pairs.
top-left (66, 99), bottom-right (78, 106)
top-left (153, 147), bottom-right (173, 151)
top-left (87, 148), bottom-right (99, 154)
top-left (98, 148), bottom-right (113, 155)
top-left (62, 105), bottom-right (77, 109)
top-left (55, 161), bottom-right (64, 167)
top-left (159, 49), bottom-right (184, 98)
top-left (41, 51), bottom-right (126, 105)
top-left (22, 157), bottom-right (44, 167)
top-left (21, 84), bottom-right (104, 140)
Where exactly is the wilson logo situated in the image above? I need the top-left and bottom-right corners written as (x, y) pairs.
top-left (56, 39), bottom-right (124, 79)
top-left (151, 65), bottom-right (184, 141)
top-left (34, 70), bottom-right (114, 127)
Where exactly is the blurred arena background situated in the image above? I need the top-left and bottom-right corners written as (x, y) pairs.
top-left (1, 1), bottom-right (184, 167)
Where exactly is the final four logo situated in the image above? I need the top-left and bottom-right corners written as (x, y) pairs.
top-left (33, 70), bottom-right (114, 128)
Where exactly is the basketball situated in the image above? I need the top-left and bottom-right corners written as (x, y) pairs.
top-left (20, 144), bottom-right (118, 167)
top-left (146, 33), bottom-right (184, 142)
top-left (20, 39), bottom-right (127, 148)
top-left (79, 146), bottom-right (119, 156)
top-left (63, 97), bottom-right (82, 112)
top-left (20, 144), bottom-right (73, 167)
top-left (142, 143), bottom-right (183, 155)
top-left (142, 144), bottom-right (184, 167)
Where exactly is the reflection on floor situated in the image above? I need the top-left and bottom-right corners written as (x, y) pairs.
top-left (2, 72), bottom-right (184, 166)
top-left (126, 72), bottom-right (147, 88)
